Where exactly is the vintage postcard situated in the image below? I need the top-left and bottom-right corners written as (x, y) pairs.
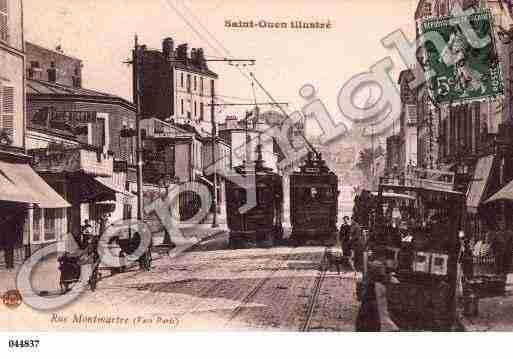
top-left (2, 0), bottom-right (513, 342)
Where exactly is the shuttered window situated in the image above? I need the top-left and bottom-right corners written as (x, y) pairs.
top-left (92, 118), bottom-right (105, 149)
top-left (0, 0), bottom-right (7, 42)
top-left (0, 86), bottom-right (15, 143)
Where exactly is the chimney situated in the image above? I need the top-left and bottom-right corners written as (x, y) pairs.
top-left (176, 43), bottom-right (188, 64)
top-left (162, 37), bottom-right (174, 61)
top-left (190, 48), bottom-right (197, 66)
top-left (47, 61), bottom-right (57, 82)
top-left (197, 48), bottom-right (207, 69)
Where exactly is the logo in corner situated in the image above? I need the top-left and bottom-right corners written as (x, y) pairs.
top-left (2, 289), bottom-right (22, 309)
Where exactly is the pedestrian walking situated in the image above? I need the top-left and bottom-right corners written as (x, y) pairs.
top-left (459, 238), bottom-right (474, 293)
top-left (350, 217), bottom-right (364, 271)
top-left (339, 216), bottom-right (351, 258)
top-left (356, 259), bottom-right (398, 331)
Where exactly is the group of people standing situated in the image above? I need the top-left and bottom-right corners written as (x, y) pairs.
top-left (338, 215), bottom-right (366, 271)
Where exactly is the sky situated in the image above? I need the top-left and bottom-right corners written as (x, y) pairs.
top-left (23, 0), bottom-right (419, 139)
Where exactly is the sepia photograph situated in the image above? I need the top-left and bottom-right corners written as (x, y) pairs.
top-left (2, 1), bottom-right (513, 351)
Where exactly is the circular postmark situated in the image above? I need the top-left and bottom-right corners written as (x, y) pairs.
top-left (2, 289), bottom-right (22, 309)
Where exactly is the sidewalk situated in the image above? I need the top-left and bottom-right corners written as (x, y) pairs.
top-left (459, 274), bottom-right (513, 331)
top-left (0, 225), bottom-right (226, 295)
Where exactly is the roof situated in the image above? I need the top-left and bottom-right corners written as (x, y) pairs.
top-left (143, 49), bottom-right (218, 78)
top-left (26, 41), bottom-right (83, 63)
top-left (174, 62), bottom-right (218, 79)
top-left (26, 79), bottom-right (136, 111)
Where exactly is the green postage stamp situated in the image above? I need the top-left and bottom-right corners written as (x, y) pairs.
top-left (419, 9), bottom-right (504, 106)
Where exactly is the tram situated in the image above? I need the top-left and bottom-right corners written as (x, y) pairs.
top-left (225, 145), bottom-right (283, 249)
top-left (360, 169), bottom-right (465, 331)
top-left (289, 151), bottom-right (339, 245)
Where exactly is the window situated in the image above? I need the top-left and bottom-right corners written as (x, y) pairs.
top-left (33, 206), bottom-right (65, 243)
top-left (0, 0), bottom-right (7, 42)
top-left (123, 204), bottom-right (132, 220)
top-left (200, 102), bottom-right (204, 120)
top-left (0, 85), bottom-right (14, 145)
top-left (200, 77), bottom-right (204, 95)
top-left (92, 117), bottom-right (106, 149)
top-left (194, 76), bottom-right (197, 91)
top-left (33, 207), bottom-right (41, 242)
top-left (44, 208), bottom-right (57, 241)
top-left (194, 101), bottom-right (197, 118)
top-left (181, 99), bottom-right (184, 115)
top-left (180, 73), bottom-right (184, 88)
top-left (186, 74), bottom-right (191, 93)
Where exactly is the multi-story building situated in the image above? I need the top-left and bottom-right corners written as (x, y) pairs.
top-left (414, 0), bottom-right (513, 233)
top-left (140, 38), bottom-right (217, 127)
top-left (398, 69), bottom-right (418, 169)
top-left (25, 42), bottom-right (137, 241)
top-left (138, 38), bottom-right (230, 225)
top-left (1, 0), bottom-right (70, 268)
top-left (140, 117), bottom-right (230, 224)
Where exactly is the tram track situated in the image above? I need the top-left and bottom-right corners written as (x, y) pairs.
top-left (176, 246), bottom-right (295, 325)
top-left (224, 246), bottom-right (297, 327)
top-left (300, 246), bottom-right (329, 332)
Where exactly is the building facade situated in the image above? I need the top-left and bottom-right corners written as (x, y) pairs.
top-left (414, 0), bottom-right (513, 236)
top-left (140, 117), bottom-right (229, 224)
top-left (140, 38), bottom-right (217, 127)
top-left (25, 42), bottom-right (137, 241)
top-left (1, 0), bottom-right (70, 268)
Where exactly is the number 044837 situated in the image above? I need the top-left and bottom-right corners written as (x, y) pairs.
top-left (8, 339), bottom-right (40, 349)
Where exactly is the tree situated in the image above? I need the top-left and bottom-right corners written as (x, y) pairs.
top-left (355, 146), bottom-right (384, 176)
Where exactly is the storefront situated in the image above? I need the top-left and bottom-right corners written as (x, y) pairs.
top-left (0, 159), bottom-right (70, 267)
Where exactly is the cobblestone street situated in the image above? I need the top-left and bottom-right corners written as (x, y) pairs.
top-left (3, 231), bottom-right (361, 331)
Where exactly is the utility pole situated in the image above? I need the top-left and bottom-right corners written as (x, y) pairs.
top-left (210, 79), bottom-right (218, 227)
top-left (199, 58), bottom-right (256, 228)
top-left (131, 35), bottom-right (144, 221)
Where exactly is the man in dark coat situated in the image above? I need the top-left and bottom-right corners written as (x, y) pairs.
top-left (339, 216), bottom-right (351, 258)
top-left (0, 207), bottom-right (23, 269)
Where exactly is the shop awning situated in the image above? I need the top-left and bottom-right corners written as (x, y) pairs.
top-left (75, 176), bottom-right (134, 203)
top-left (0, 161), bottom-right (71, 208)
top-left (94, 177), bottom-right (134, 198)
top-left (484, 180), bottom-right (513, 204)
top-left (466, 154), bottom-right (494, 213)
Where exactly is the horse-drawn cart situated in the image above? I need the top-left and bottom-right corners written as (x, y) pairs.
top-left (358, 169), bottom-right (466, 331)
top-left (57, 225), bottom-right (152, 294)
